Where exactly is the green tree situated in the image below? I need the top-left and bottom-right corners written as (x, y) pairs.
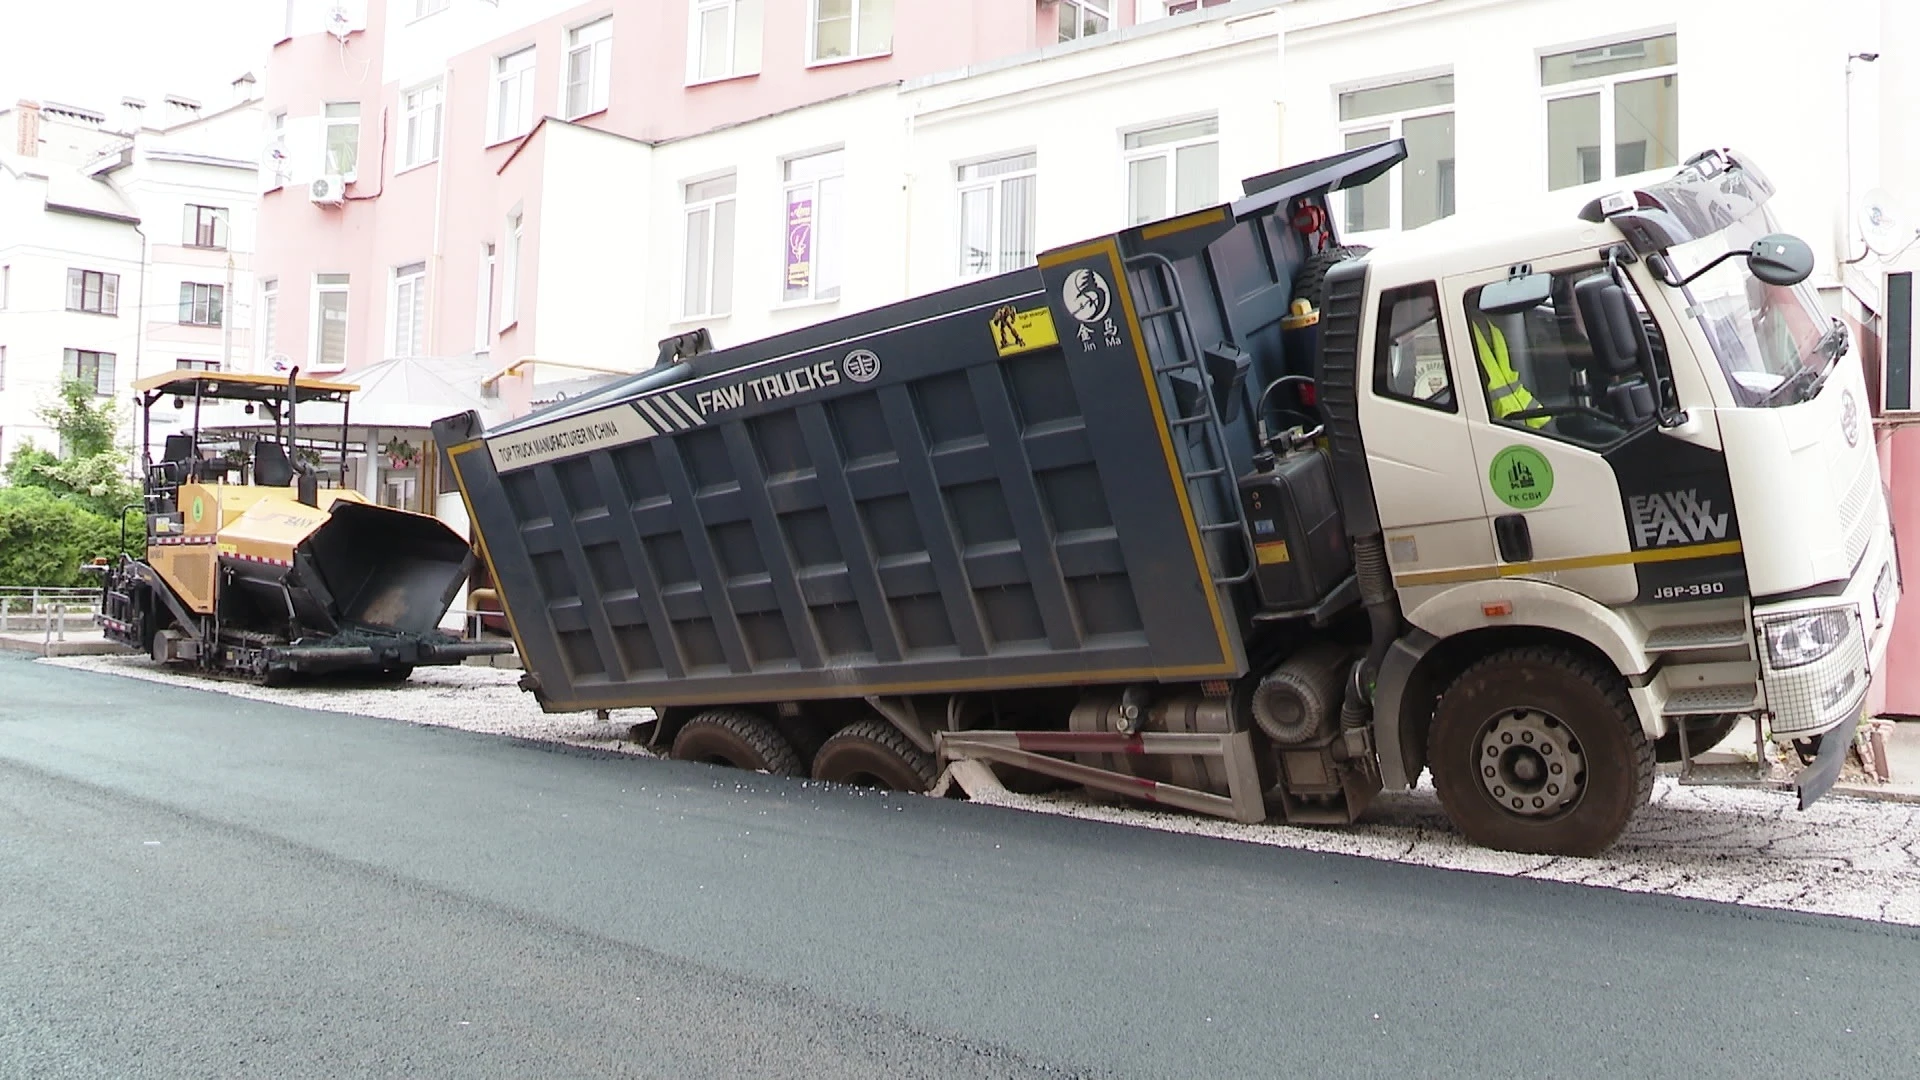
top-left (3, 379), bottom-right (142, 520)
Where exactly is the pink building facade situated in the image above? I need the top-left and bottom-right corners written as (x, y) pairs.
top-left (254, 0), bottom-right (1143, 400)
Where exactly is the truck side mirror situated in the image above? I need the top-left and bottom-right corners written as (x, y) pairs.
top-left (1748, 233), bottom-right (1814, 287)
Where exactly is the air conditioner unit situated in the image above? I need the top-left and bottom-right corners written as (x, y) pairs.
top-left (310, 175), bottom-right (346, 207)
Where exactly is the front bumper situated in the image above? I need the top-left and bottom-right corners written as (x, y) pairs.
top-left (1753, 529), bottom-right (1898, 745)
top-left (266, 636), bottom-right (515, 673)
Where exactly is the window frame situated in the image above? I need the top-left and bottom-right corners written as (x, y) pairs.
top-left (1057, 0), bottom-right (1112, 43)
top-left (400, 80), bottom-right (444, 172)
top-left (807, 0), bottom-right (893, 66)
top-left (183, 203), bottom-right (231, 250)
top-left (323, 101), bottom-right (359, 180)
top-left (502, 211), bottom-right (524, 330)
top-left (412, 0), bottom-right (448, 20)
top-left (1538, 32), bottom-right (1679, 192)
top-left (490, 46), bottom-right (537, 145)
top-left (178, 282), bottom-right (225, 327)
top-left (565, 15), bottom-right (614, 119)
top-left (1121, 114), bottom-right (1220, 226)
top-left (392, 262), bottom-right (427, 358)
top-left (681, 172), bottom-right (737, 320)
top-left (1335, 71), bottom-right (1455, 238)
top-left (954, 151), bottom-right (1038, 281)
top-left (312, 272), bottom-right (350, 372)
top-left (1372, 281), bottom-right (1457, 413)
top-left (66, 268), bottom-right (120, 316)
top-left (259, 278), bottom-right (279, 367)
top-left (780, 148), bottom-right (845, 306)
top-left (688, 0), bottom-right (762, 85)
top-left (63, 348), bottom-right (116, 395)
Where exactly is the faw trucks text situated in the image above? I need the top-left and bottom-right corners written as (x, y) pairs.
top-left (695, 359), bottom-right (841, 417)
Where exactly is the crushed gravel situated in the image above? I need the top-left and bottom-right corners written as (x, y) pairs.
top-left (42, 652), bottom-right (1920, 928)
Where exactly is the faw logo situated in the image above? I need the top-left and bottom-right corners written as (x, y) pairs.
top-left (1630, 489), bottom-right (1730, 548)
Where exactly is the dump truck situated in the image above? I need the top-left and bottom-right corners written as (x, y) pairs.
top-left (431, 141), bottom-right (1898, 856)
top-left (92, 369), bottom-right (514, 683)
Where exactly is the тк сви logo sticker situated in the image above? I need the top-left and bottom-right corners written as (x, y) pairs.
top-left (1489, 446), bottom-right (1553, 509)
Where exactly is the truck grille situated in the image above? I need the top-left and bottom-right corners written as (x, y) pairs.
top-left (1839, 455), bottom-right (1880, 572)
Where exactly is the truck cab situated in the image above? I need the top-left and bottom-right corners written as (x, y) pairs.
top-left (1347, 149), bottom-right (1897, 840)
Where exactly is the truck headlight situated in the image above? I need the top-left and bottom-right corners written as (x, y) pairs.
top-left (1762, 608), bottom-right (1852, 670)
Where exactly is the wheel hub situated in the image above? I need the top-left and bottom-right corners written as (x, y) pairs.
top-left (1474, 709), bottom-right (1585, 818)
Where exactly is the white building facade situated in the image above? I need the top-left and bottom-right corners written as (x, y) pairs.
top-left (438, 0), bottom-right (1913, 410)
top-left (0, 91), bottom-right (264, 467)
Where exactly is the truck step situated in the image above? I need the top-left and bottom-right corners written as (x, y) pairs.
top-left (1645, 621), bottom-right (1749, 652)
top-left (1662, 684), bottom-right (1759, 715)
top-left (1676, 760), bottom-right (1784, 788)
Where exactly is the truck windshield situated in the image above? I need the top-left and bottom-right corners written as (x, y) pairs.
top-left (1665, 206), bottom-right (1842, 407)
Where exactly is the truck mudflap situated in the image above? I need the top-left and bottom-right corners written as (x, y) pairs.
top-left (1792, 708), bottom-right (1863, 810)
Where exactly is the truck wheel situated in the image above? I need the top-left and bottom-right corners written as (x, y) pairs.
top-left (811, 719), bottom-right (938, 793)
top-left (670, 709), bottom-right (804, 777)
top-left (1426, 646), bottom-right (1653, 857)
top-left (1653, 713), bottom-right (1741, 763)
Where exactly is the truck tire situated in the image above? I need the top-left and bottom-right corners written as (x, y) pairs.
top-left (811, 719), bottom-right (938, 793)
top-left (1653, 713), bottom-right (1741, 764)
top-left (1291, 244), bottom-right (1371, 312)
top-left (1426, 646), bottom-right (1653, 857)
top-left (670, 709), bottom-right (805, 777)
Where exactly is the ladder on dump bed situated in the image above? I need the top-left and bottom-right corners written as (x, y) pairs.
top-left (1124, 251), bottom-right (1256, 589)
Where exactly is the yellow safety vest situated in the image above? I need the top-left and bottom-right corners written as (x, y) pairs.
top-left (1471, 320), bottom-right (1548, 429)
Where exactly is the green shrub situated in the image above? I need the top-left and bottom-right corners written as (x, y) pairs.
top-left (0, 488), bottom-right (134, 588)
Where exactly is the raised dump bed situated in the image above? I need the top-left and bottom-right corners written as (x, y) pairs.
top-left (433, 144), bottom-right (1404, 720)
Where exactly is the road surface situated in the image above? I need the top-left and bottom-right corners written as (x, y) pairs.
top-left (3, 652), bottom-right (1917, 1078)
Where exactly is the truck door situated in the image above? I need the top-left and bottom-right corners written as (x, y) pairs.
top-left (1440, 253), bottom-right (1680, 607)
top-left (1355, 280), bottom-right (1501, 603)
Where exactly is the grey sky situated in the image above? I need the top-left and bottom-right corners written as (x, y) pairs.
top-left (0, 0), bottom-right (275, 118)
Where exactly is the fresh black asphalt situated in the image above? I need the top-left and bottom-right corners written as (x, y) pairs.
top-left (3, 651), bottom-right (1917, 1079)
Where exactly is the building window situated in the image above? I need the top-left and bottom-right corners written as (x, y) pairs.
top-left (402, 82), bottom-right (443, 169)
top-left (63, 349), bottom-right (116, 395)
top-left (682, 173), bottom-right (736, 319)
top-left (176, 358), bottom-right (221, 372)
top-left (1057, 0), bottom-right (1110, 42)
top-left (492, 47), bottom-right (536, 144)
top-left (690, 0), bottom-right (762, 83)
top-left (414, 0), bottom-right (447, 17)
top-left (393, 262), bottom-right (426, 357)
top-left (476, 243), bottom-right (495, 354)
top-left (502, 213), bottom-right (523, 328)
top-left (1542, 33), bottom-right (1678, 191)
top-left (0, 346), bottom-right (7, 391)
top-left (957, 152), bottom-right (1036, 279)
top-left (566, 16), bottom-right (613, 118)
top-left (782, 149), bottom-right (843, 303)
top-left (1124, 117), bottom-right (1218, 225)
top-left (266, 111), bottom-right (289, 187)
top-left (324, 102), bottom-right (359, 178)
top-left (66, 269), bottom-right (120, 315)
top-left (183, 204), bottom-right (230, 249)
top-left (810, 0), bottom-right (891, 64)
top-left (260, 279), bottom-right (279, 367)
top-left (314, 273), bottom-right (349, 370)
top-left (1166, 0), bottom-right (1230, 13)
top-left (1, 265), bottom-right (9, 309)
top-left (178, 283), bottom-right (224, 326)
top-left (1338, 74), bottom-right (1455, 235)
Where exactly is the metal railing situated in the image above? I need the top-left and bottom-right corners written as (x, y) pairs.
top-left (0, 586), bottom-right (101, 646)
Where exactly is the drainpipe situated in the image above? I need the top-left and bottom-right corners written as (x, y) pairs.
top-left (130, 220), bottom-right (149, 472)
